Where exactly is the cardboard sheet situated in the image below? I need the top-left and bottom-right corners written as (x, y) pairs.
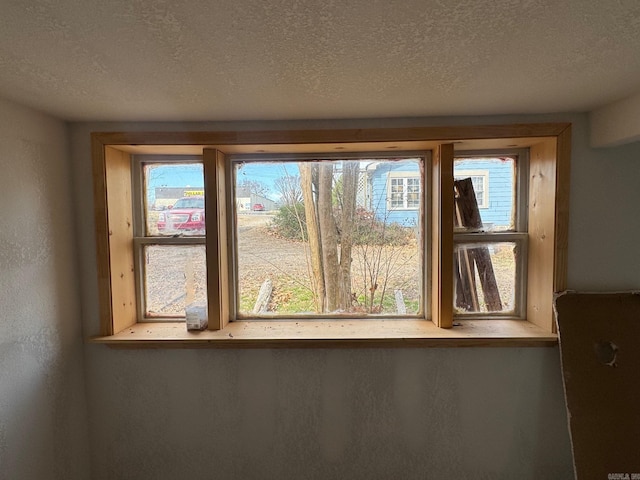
top-left (555, 292), bottom-right (640, 480)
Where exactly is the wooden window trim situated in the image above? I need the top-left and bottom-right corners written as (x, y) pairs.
top-left (90, 123), bottom-right (570, 347)
top-left (452, 149), bottom-right (529, 319)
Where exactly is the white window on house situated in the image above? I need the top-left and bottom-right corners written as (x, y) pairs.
top-left (454, 170), bottom-right (489, 208)
top-left (390, 178), bottom-right (404, 208)
top-left (389, 175), bottom-right (421, 210)
top-left (407, 177), bottom-right (420, 208)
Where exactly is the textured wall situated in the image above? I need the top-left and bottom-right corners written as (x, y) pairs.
top-left (84, 347), bottom-right (570, 480)
top-left (71, 113), bottom-right (640, 479)
top-left (0, 97), bottom-right (90, 480)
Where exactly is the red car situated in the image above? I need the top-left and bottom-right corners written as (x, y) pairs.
top-left (252, 203), bottom-right (265, 211)
top-left (157, 197), bottom-right (205, 234)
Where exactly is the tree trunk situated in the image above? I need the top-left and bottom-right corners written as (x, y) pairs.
top-left (299, 163), bottom-right (325, 312)
top-left (318, 163), bottom-right (339, 312)
top-left (338, 161), bottom-right (358, 310)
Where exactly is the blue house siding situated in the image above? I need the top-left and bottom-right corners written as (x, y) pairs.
top-left (454, 158), bottom-right (515, 229)
top-left (368, 157), bottom-right (515, 229)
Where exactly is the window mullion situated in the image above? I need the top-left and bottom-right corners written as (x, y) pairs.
top-left (453, 232), bottom-right (528, 243)
top-left (133, 236), bottom-right (206, 246)
top-left (431, 143), bottom-right (455, 328)
top-left (403, 179), bottom-right (409, 207)
top-left (203, 148), bottom-right (230, 331)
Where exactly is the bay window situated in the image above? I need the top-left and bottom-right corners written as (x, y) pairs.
top-left (90, 123), bottom-right (570, 347)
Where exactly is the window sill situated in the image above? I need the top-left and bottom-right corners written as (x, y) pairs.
top-left (89, 319), bottom-right (557, 349)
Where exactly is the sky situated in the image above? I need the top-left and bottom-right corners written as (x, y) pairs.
top-left (144, 158), bottom-right (423, 204)
top-left (146, 162), bottom-right (296, 203)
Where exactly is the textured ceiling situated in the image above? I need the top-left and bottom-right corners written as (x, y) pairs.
top-left (0, 0), bottom-right (639, 122)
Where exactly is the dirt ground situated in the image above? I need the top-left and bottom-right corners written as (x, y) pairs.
top-left (145, 212), bottom-right (514, 317)
top-left (238, 213), bottom-right (424, 314)
top-left (145, 213), bottom-right (313, 316)
top-left (237, 213), bottom-right (308, 281)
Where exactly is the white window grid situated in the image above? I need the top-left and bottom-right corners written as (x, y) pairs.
top-left (389, 176), bottom-right (421, 210)
top-left (454, 170), bottom-right (489, 209)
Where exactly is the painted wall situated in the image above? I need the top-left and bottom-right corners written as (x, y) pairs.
top-left (70, 113), bottom-right (640, 480)
top-left (0, 97), bottom-right (90, 480)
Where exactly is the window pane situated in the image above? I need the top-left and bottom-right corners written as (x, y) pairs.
top-left (144, 162), bottom-right (205, 236)
top-left (390, 178), bottom-right (404, 208)
top-left (453, 242), bottom-right (517, 314)
top-left (144, 245), bottom-right (207, 318)
top-left (454, 157), bottom-right (515, 231)
top-left (234, 158), bottom-right (424, 317)
top-left (407, 178), bottom-right (420, 208)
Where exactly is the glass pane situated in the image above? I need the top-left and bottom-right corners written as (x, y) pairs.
top-left (390, 178), bottom-right (404, 208)
top-left (144, 245), bottom-right (207, 318)
top-left (144, 162), bottom-right (205, 236)
top-left (454, 242), bottom-right (517, 314)
top-left (234, 158), bottom-right (424, 317)
top-left (407, 178), bottom-right (420, 208)
top-left (454, 156), bottom-right (515, 231)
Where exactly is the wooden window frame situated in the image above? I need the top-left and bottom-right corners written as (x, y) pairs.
top-left (452, 149), bottom-right (529, 319)
top-left (90, 123), bottom-right (570, 348)
top-left (227, 152), bottom-right (429, 320)
top-left (131, 155), bottom-right (206, 322)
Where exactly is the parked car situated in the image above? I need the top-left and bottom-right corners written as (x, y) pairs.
top-left (252, 203), bottom-right (265, 211)
top-left (157, 196), bottom-right (205, 234)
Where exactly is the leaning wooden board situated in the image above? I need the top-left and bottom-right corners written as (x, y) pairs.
top-left (555, 292), bottom-right (640, 480)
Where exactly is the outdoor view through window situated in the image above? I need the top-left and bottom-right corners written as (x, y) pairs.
top-left (234, 157), bottom-right (425, 317)
top-left (138, 154), bottom-right (521, 321)
top-left (143, 162), bottom-right (207, 318)
top-left (453, 156), bottom-right (520, 315)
